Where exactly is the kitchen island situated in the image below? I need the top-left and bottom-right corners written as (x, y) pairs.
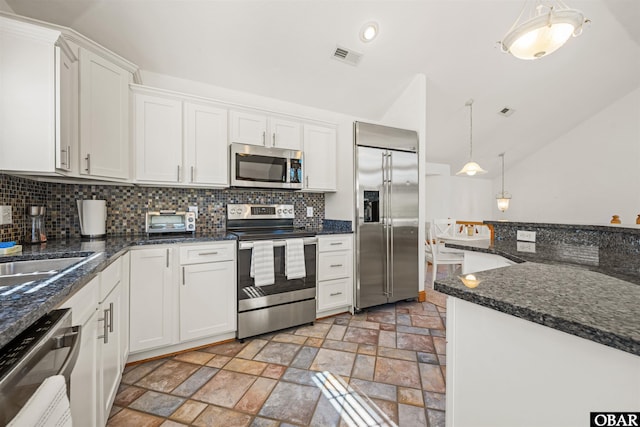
top-left (434, 222), bottom-right (640, 427)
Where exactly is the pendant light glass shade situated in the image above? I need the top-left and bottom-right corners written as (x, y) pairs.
top-left (500, 0), bottom-right (588, 60)
top-left (496, 153), bottom-right (511, 212)
top-left (456, 99), bottom-right (487, 176)
top-left (457, 161), bottom-right (487, 176)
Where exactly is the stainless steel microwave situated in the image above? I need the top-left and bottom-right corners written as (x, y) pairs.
top-left (230, 143), bottom-right (303, 190)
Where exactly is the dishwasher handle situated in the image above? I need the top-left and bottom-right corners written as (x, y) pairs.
top-left (54, 325), bottom-right (82, 381)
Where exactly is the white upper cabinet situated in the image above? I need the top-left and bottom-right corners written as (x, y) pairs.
top-left (79, 48), bottom-right (132, 180)
top-left (132, 86), bottom-right (229, 187)
top-left (134, 93), bottom-right (183, 183)
top-left (303, 124), bottom-right (337, 191)
top-left (229, 110), bottom-right (268, 146)
top-left (55, 46), bottom-right (79, 174)
top-left (184, 102), bottom-right (228, 186)
top-left (0, 16), bottom-right (78, 175)
top-left (270, 117), bottom-right (302, 150)
top-left (230, 110), bottom-right (302, 150)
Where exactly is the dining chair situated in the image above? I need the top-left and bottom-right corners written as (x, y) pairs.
top-left (425, 221), bottom-right (464, 285)
top-left (433, 218), bottom-right (458, 238)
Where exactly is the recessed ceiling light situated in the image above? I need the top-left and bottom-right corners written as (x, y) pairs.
top-left (360, 22), bottom-right (379, 42)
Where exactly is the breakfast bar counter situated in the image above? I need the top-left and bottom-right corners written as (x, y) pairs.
top-left (434, 222), bottom-right (640, 427)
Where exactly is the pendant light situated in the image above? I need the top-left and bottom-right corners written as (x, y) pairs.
top-left (500, 0), bottom-right (589, 60)
top-left (496, 153), bottom-right (511, 212)
top-left (456, 99), bottom-right (487, 176)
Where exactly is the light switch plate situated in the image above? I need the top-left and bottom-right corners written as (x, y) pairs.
top-left (517, 230), bottom-right (536, 242)
top-left (306, 206), bottom-right (313, 217)
top-left (0, 206), bottom-right (12, 225)
top-left (517, 241), bottom-right (536, 253)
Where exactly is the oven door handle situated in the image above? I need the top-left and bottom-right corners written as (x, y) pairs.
top-left (238, 237), bottom-right (317, 250)
top-left (55, 325), bottom-right (82, 380)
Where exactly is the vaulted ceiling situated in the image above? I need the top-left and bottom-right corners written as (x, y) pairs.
top-left (5, 0), bottom-right (640, 175)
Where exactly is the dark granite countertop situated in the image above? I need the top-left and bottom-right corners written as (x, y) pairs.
top-left (484, 220), bottom-right (640, 234)
top-left (435, 240), bottom-right (640, 356)
top-left (0, 226), bottom-right (351, 349)
top-left (0, 232), bottom-right (232, 349)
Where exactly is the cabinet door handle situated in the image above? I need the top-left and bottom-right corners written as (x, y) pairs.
top-left (85, 153), bottom-right (91, 173)
top-left (305, 176), bottom-right (309, 188)
top-left (262, 131), bottom-right (266, 145)
top-left (330, 264), bottom-right (343, 268)
top-left (98, 308), bottom-right (109, 344)
top-left (166, 249), bottom-right (170, 268)
top-left (108, 302), bottom-right (114, 333)
top-left (60, 147), bottom-right (68, 167)
top-left (330, 292), bottom-right (343, 297)
top-left (182, 266), bottom-right (186, 285)
top-left (177, 165), bottom-right (181, 182)
top-left (190, 166), bottom-right (194, 183)
top-left (67, 145), bottom-right (71, 170)
top-left (272, 132), bottom-right (276, 147)
top-left (330, 242), bottom-right (343, 246)
top-left (198, 251), bottom-right (219, 256)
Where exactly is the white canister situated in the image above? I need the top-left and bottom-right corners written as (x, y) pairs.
top-left (77, 200), bottom-right (107, 238)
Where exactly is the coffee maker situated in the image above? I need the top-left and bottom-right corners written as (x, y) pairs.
top-left (26, 206), bottom-right (47, 243)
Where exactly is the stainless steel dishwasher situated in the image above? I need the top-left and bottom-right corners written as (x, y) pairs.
top-left (0, 308), bottom-right (81, 425)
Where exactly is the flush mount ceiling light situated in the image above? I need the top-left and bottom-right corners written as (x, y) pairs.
top-left (496, 153), bottom-right (512, 212)
top-left (456, 99), bottom-right (487, 176)
top-left (500, 0), bottom-right (589, 60)
top-left (360, 22), bottom-right (379, 42)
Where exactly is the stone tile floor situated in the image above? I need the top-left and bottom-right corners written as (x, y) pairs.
top-left (107, 299), bottom-right (447, 427)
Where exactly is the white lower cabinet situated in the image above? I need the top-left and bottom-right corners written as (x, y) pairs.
top-left (317, 234), bottom-right (353, 316)
top-left (98, 280), bottom-right (122, 424)
top-left (129, 247), bottom-right (174, 352)
top-left (179, 244), bottom-right (236, 341)
top-left (60, 254), bottom-right (126, 427)
top-left (129, 242), bottom-right (236, 358)
top-left (62, 276), bottom-right (99, 427)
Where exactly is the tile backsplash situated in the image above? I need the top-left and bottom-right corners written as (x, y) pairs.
top-left (0, 174), bottom-right (324, 242)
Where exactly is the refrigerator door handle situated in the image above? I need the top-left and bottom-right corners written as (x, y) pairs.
top-left (381, 152), bottom-right (386, 227)
top-left (388, 152), bottom-right (394, 297)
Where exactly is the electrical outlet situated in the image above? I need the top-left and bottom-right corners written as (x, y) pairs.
top-left (0, 206), bottom-right (12, 225)
top-left (188, 205), bottom-right (198, 219)
top-left (517, 241), bottom-right (536, 253)
top-left (517, 230), bottom-right (536, 242)
top-left (306, 206), bottom-right (313, 218)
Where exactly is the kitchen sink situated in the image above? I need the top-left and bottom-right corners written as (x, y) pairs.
top-left (0, 257), bottom-right (87, 288)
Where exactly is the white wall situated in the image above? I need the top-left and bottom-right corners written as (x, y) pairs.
top-left (425, 162), bottom-right (494, 223)
top-left (380, 74), bottom-right (428, 292)
top-left (450, 176), bottom-right (493, 222)
top-left (0, 0), bottom-right (13, 12)
top-left (493, 86), bottom-right (640, 225)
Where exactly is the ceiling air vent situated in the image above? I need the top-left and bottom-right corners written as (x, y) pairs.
top-left (331, 45), bottom-right (363, 66)
top-left (498, 106), bottom-right (516, 117)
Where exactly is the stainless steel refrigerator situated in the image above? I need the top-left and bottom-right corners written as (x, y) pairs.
top-left (354, 121), bottom-right (419, 310)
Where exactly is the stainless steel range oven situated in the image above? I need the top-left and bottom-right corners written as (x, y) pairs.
top-left (227, 204), bottom-right (317, 340)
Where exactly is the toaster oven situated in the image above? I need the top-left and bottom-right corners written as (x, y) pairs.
top-left (145, 210), bottom-right (196, 233)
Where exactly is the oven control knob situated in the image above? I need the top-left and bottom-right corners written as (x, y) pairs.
top-left (287, 208), bottom-right (293, 215)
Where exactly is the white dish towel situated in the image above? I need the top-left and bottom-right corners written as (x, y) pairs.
top-left (250, 240), bottom-right (275, 287)
top-left (8, 375), bottom-right (72, 427)
top-left (285, 239), bottom-right (306, 280)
